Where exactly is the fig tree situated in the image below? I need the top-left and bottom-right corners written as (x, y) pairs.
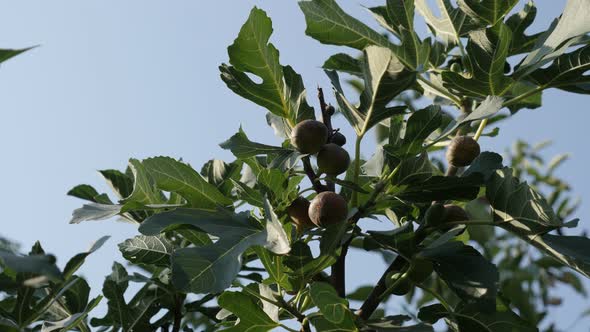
top-left (308, 191), bottom-right (348, 227)
top-left (287, 197), bottom-right (315, 229)
top-left (290, 120), bottom-right (329, 154)
top-left (316, 143), bottom-right (350, 175)
top-left (446, 135), bottom-right (480, 167)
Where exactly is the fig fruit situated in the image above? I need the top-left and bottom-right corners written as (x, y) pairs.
top-left (443, 204), bottom-right (469, 223)
top-left (317, 143), bottom-right (351, 175)
top-left (308, 191), bottom-right (348, 227)
top-left (446, 135), bottom-right (480, 167)
top-left (329, 132), bottom-right (346, 146)
top-left (287, 197), bottom-right (315, 229)
top-left (290, 120), bottom-right (329, 154)
top-left (326, 105), bottom-right (335, 116)
top-left (387, 272), bottom-right (412, 295)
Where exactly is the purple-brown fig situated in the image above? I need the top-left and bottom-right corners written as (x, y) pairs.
top-left (446, 135), bottom-right (480, 167)
top-left (290, 120), bottom-right (329, 154)
top-left (317, 143), bottom-right (350, 175)
top-left (308, 191), bottom-right (348, 227)
top-left (287, 197), bottom-right (315, 229)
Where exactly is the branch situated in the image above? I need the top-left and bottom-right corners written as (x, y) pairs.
top-left (172, 294), bottom-right (186, 332)
top-left (358, 225), bottom-right (429, 320)
top-left (302, 156), bottom-right (328, 193)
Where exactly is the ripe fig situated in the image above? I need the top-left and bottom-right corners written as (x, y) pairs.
top-left (317, 143), bottom-right (351, 175)
top-left (290, 120), bottom-right (329, 154)
top-left (446, 135), bottom-right (480, 167)
top-left (308, 191), bottom-right (348, 227)
top-left (407, 258), bottom-right (434, 284)
top-left (287, 197), bottom-right (315, 229)
top-left (329, 132), bottom-right (346, 146)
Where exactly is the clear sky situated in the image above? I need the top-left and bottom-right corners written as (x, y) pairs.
top-left (1, 0), bottom-right (589, 330)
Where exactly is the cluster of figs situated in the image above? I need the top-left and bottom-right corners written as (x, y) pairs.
top-left (286, 108), bottom-right (482, 233)
top-left (285, 109), bottom-right (482, 295)
top-left (287, 108), bottom-right (350, 229)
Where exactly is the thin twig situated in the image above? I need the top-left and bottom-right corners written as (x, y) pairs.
top-left (302, 156), bottom-right (327, 193)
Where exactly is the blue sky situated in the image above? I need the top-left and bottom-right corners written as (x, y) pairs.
top-left (1, 0), bottom-right (589, 330)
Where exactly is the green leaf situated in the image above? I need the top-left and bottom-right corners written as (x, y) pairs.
top-left (217, 291), bottom-right (280, 332)
top-left (487, 167), bottom-right (565, 235)
top-left (529, 44), bottom-right (590, 94)
top-left (92, 263), bottom-right (133, 331)
top-left (299, 0), bottom-right (390, 50)
top-left (505, 81), bottom-right (542, 113)
top-left (390, 152), bottom-right (435, 186)
top-left (385, 106), bottom-right (442, 158)
top-left (99, 169), bottom-right (134, 200)
top-left (220, 127), bottom-right (292, 159)
top-left (369, 1), bottom-right (431, 69)
top-left (395, 174), bottom-right (482, 203)
top-left (525, 234), bottom-right (590, 279)
top-left (142, 156), bottom-right (233, 209)
top-left (41, 296), bottom-right (102, 332)
top-left (63, 236), bottom-right (110, 279)
top-left (442, 23), bottom-right (513, 98)
top-left (463, 152), bottom-right (504, 181)
top-left (457, 0), bottom-right (519, 26)
top-left (0, 47), bottom-right (35, 64)
top-left (0, 252), bottom-right (61, 281)
top-left (325, 47), bottom-right (413, 136)
top-left (220, 7), bottom-right (314, 124)
top-left (515, 0), bottom-right (590, 78)
top-left (231, 179), bottom-right (264, 207)
top-left (417, 304), bottom-right (447, 324)
top-left (415, 0), bottom-right (477, 46)
top-left (435, 96), bottom-right (503, 140)
top-left (119, 235), bottom-right (173, 266)
top-left (323, 53), bottom-right (362, 76)
top-left (124, 158), bottom-right (166, 206)
top-left (139, 205), bottom-right (289, 293)
top-left (506, 1), bottom-right (540, 55)
top-left (454, 298), bottom-right (538, 332)
top-left (67, 184), bottom-right (103, 203)
top-left (309, 282), bottom-right (357, 327)
top-left (69, 203), bottom-right (122, 224)
top-left (420, 242), bottom-right (499, 311)
top-left (254, 247), bottom-right (293, 292)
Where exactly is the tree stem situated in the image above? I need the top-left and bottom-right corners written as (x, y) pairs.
top-left (172, 293), bottom-right (185, 332)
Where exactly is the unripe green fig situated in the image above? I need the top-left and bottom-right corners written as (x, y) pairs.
top-left (287, 197), bottom-right (315, 229)
top-left (308, 191), bottom-right (348, 227)
top-left (424, 203), bottom-right (446, 227)
top-left (446, 135), bottom-right (480, 167)
top-left (329, 132), bottom-right (346, 146)
top-left (407, 258), bottom-right (434, 284)
top-left (450, 62), bottom-right (462, 73)
top-left (290, 120), bottom-right (329, 154)
top-left (317, 143), bottom-right (351, 175)
top-left (387, 272), bottom-right (412, 295)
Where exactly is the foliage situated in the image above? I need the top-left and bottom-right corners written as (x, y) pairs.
top-left (3, 1), bottom-right (590, 331)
